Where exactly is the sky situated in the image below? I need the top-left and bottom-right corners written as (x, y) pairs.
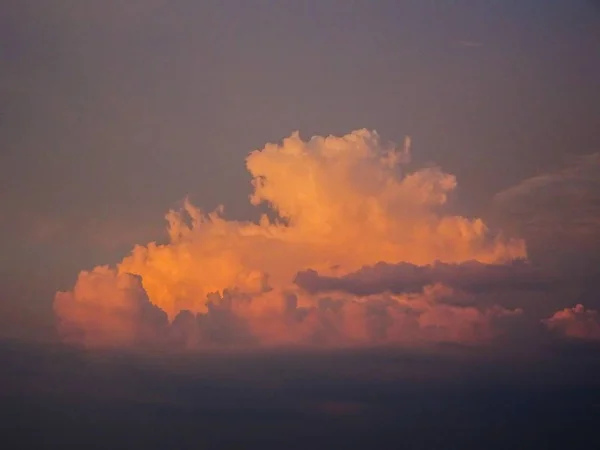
top-left (1, 1), bottom-right (600, 448)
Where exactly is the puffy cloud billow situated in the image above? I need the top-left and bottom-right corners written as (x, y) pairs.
top-left (543, 304), bottom-right (600, 340)
top-left (54, 267), bottom-right (167, 348)
top-left (53, 130), bottom-right (596, 349)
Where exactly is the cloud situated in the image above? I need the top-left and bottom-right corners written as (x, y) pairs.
top-left (294, 259), bottom-right (552, 297)
top-left (54, 266), bottom-right (167, 348)
top-left (494, 153), bottom-right (600, 270)
top-left (54, 129), bottom-right (531, 349)
top-left (543, 304), bottom-right (600, 340)
top-left (116, 130), bottom-right (524, 319)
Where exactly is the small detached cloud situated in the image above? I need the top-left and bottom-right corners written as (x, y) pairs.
top-left (543, 304), bottom-right (600, 340)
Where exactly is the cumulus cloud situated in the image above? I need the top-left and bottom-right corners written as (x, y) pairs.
top-left (54, 266), bottom-right (167, 348)
top-left (54, 130), bottom-right (531, 349)
top-left (117, 130), bottom-right (524, 319)
top-left (543, 304), bottom-right (600, 340)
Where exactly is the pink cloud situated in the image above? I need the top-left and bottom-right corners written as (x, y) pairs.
top-left (543, 304), bottom-right (600, 340)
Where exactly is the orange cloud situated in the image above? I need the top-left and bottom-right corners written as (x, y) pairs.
top-left (54, 130), bottom-right (527, 348)
top-left (543, 304), bottom-right (600, 340)
top-left (54, 266), bottom-right (167, 348)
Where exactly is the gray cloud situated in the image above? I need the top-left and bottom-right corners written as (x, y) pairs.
top-left (492, 153), bottom-right (600, 317)
top-left (294, 259), bottom-right (554, 297)
top-left (494, 153), bottom-right (600, 266)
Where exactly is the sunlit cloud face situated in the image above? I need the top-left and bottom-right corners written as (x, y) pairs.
top-left (54, 130), bottom-right (540, 349)
top-left (54, 266), bottom-right (167, 348)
